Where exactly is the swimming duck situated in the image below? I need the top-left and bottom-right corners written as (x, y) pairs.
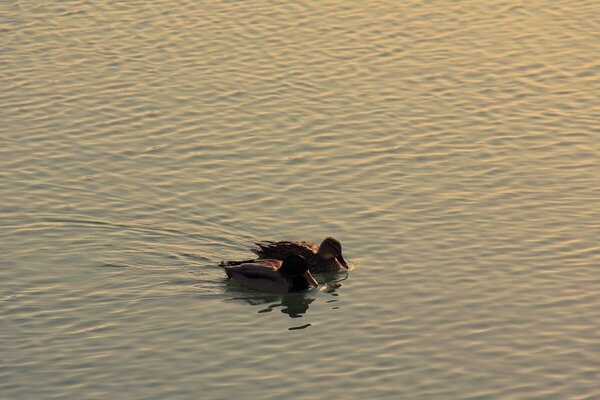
top-left (223, 237), bottom-right (348, 273)
top-left (220, 254), bottom-right (319, 293)
top-left (253, 237), bottom-right (349, 273)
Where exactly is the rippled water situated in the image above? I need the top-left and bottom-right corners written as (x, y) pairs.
top-left (2, 1), bottom-right (599, 398)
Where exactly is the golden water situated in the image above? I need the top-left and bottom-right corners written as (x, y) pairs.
top-left (2, 1), bottom-right (599, 398)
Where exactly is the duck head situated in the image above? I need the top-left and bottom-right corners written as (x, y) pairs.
top-left (317, 237), bottom-right (348, 268)
top-left (279, 254), bottom-right (319, 289)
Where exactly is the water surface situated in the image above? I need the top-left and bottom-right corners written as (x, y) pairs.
top-left (2, 1), bottom-right (599, 399)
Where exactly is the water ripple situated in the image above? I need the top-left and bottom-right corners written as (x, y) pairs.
top-left (2, 0), bottom-right (599, 399)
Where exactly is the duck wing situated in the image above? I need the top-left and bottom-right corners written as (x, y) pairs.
top-left (252, 240), bottom-right (318, 261)
top-left (219, 258), bottom-right (280, 268)
top-left (221, 261), bottom-right (289, 293)
top-left (221, 260), bottom-right (279, 276)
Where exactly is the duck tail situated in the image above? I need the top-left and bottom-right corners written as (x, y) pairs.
top-left (252, 241), bottom-right (275, 257)
top-left (218, 259), bottom-right (257, 267)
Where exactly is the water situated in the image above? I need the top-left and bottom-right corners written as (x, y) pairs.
top-left (2, 1), bottom-right (599, 398)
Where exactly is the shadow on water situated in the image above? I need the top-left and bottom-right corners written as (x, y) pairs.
top-left (224, 273), bottom-right (349, 330)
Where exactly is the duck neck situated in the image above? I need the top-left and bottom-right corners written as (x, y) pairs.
top-left (288, 276), bottom-right (309, 292)
top-left (316, 250), bottom-right (330, 262)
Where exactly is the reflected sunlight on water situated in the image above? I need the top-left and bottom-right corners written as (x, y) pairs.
top-left (1, 0), bottom-right (599, 399)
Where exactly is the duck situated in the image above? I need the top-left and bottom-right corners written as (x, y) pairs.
top-left (223, 237), bottom-right (349, 273)
top-left (220, 254), bottom-right (319, 293)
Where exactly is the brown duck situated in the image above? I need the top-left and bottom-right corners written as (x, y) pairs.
top-left (221, 237), bottom-right (349, 273)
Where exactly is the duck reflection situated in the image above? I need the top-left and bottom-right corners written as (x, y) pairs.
top-left (229, 293), bottom-right (315, 318)
top-left (321, 273), bottom-right (346, 296)
top-left (280, 294), bottom-right (315, 318)
top-left (225, 272), bottom-right (347, 319)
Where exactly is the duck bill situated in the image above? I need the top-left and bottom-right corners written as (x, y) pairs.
top-left (303, 270), bottom-right (319, 287)
top-left (337, 255), bottom-right (349, 269)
